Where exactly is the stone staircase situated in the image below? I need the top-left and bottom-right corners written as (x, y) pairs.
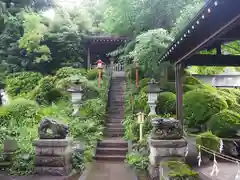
top-left (95, 76), bottom-right (128, 161)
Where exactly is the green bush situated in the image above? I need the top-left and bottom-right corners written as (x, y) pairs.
top-left (196, 131), bottom-right (220, 152)
top-left (55, 67), bottom-right (86, 80)
top-left (6, 72), bottom-right (43, 96)
top-left (183, 84), bottom-right (196, 92)
top-left (222, 88), bottom-right (240, 103)
top-left (218, 89), bottom-right (237, 106)
top-left (229, 103), bottom-right (240, 113)
top-left (156, 92), bottom-right (176, 114)
top-left (134, 91), bottom-right (147, 112)
top-left (183, 76), bottom-right (203, 86)
top-left (139, 78), bottom-right (151, 90)
top-left (129, 66), bottom-right (144, 81)
top-left (0, 98), bottom-right (38, 126)
top-left (126, 152), bottom-right (148, 170)
top-left (162, 82), bottom-right (176, 93)
top-left (207, 110), bottom-right (240, 138)
top-left (183, 89), bottom-right (228, 128)
top-left (31, 76), bottom-right (65, 104)
top-left (86, 69), bottom-right (99, 80)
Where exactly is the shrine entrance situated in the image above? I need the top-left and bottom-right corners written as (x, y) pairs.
top-left (85, 35), bottom-right (129, 70)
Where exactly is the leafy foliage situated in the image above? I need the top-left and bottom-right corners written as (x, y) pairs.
top-left (207, 110), bottom-right (240, 138)
top-left (183, 89), bottom-right (228, 128)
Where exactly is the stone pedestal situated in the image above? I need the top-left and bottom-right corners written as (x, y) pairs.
top-left (33, 138), bottom-right (73, 176)
top-left (148, 138), bottom-right (187, 180)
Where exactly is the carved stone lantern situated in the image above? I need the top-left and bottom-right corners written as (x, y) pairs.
top-left (67, 78), bottom-right (83, 116)
top-left (147, 78), bottom-right (162, 116)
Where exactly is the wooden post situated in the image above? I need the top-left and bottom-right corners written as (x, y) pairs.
top-left (87, 47), bottom-right (91, 69)
top-left (175, 63), bottom-right (184, 136)
top-left (98, 69), bottom-right (102, 88)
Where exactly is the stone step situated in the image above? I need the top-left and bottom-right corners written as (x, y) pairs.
top-left (106, 123), bottom-right (123, 128)
top-left (105, 131), bottom-right (124, 137)
top-left (94, 155), bottom-right (126, 161)
top-left (98, 138), bottom-right (128, 148)
top-left (96, 147), bottom-right (128, 155)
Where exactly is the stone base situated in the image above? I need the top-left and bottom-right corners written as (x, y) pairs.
top-left (33, 138), bottom-right (73, 176)
top-left (148, 138), bottom-right (187, 180)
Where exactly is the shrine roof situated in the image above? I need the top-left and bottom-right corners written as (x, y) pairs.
top-left (160, 0), bottom-right (240, 66)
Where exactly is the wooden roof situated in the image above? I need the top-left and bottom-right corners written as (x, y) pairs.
top-left (160, 0), bottom-right (240, 66)
top-left (86, 35), bottom-right (130, 44)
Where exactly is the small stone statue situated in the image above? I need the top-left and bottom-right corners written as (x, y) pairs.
top-left (151, 117), bottom-right (182, 140)
top-left (38, 117), bottom-right (69, 139)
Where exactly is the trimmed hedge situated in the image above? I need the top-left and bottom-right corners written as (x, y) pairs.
top-left (156, 92), bottom-right (176, 114)
top-left (183, 89), bottom-right (228, 128)
top-left (183, 76), bottom-right (203, 86)
top-left (207, 110), bottom-right (240, 138)
top-left (196, 131), bottom-right (220, 152)
top-left (217, 89), bottom-right (237, 106)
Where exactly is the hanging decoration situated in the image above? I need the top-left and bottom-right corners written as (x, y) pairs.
top-left (235, 161), bottom-right (240, 180)
top-left (219, 139), bottom-right (224, 153)
top-left (210, 154), bottom-right (219, 176)
top-left (197, 145), bottom-right (202, 167)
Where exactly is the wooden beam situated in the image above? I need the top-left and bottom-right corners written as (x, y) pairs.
top-left (87, 47), bottom-right (91, 69)
top-left (175, 63), bottom-right (184, 137)
top-left (185, 54), bottom-right (240, 66)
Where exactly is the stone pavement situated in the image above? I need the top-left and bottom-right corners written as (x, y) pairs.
top-left (197, 162), bottom-right (240, 180)
top-left (83, 161), bottom-right (137, 180)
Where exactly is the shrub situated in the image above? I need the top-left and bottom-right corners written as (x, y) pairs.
top-left (129, 66), bottom-right (144, 81)
top-left (183, 76), bottom-right (203, 86)
top-left (0, 98), bottom-right (38, 126)
top-left (55, 67), bottom-right (86, 80)
top-left (156, 92), bottom-right (176, 114)
top-left (229, 103), bottom-right (240, 113)
top-left (222, 88), bottom-right (240, 103)
top-left (207, 110), bottom-right (240, 138)
top-left (134, 91), bottom-right (147, 112)
top-left (183, 89), bottom-right (228, 128)
top-left (139, 78), bottom-right (151, 90)
top-left (218, 89), bottom-right (237, 106)
top-left (162, 82), bottom-right (176, 93)
top-left (183, 84), bottom-right (196, 92)
top-left (196, 131), bottom-right (220, 152)
top-left (86, 69), bottom-right (99, 80)
top-left (6, 72), bottom-right (43, 96)
top-left (126, 152), bottom-right (148, 170)
top-left (31, 76), bottom-right (65, 104)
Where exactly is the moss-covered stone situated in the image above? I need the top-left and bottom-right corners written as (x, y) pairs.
top-left (161, 161), bottom-right (199, 180)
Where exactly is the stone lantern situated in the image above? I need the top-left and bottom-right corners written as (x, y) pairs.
top-left (67, 79), bottom-right (83, 116)
top-left (147, 78), bottom-right (162, 116)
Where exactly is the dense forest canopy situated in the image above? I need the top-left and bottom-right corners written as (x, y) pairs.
top-left (0, 0), bottom-right (239, 78)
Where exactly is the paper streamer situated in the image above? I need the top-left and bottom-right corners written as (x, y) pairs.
top-left (197, 145), bottom-right (202, 167)
top-left (235, 161), bottom-right (240, 180)
top-left (219, 139), bottom-right (224, 153)
top-left (185, 144), bottom-right (189, 157)
top-left (210, 154), bottom-right (219, 176)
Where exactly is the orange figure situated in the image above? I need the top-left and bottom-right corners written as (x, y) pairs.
top-left (96, 59), bottom-right (105, 88)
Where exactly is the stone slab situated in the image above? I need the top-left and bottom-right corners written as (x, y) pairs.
top-left (35, 166), bottom-right (72, 176)
top-left (33, 138), bottom-right (73, 147)
top-left (36, 146), bottom-right (72, 156)
top-left (35, 155), bottom-right (71, 167)
top-left (149, 138), bottom-right (187, 148)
